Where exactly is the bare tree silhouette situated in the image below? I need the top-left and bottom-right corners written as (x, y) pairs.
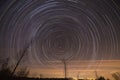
top-left (11, 40), bottom-right (32, 76)
top-left (0, 58), bottom-right (12, 79)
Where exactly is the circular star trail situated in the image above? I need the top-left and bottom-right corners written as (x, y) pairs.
top-left (0, 0), bottom-right (120, 66)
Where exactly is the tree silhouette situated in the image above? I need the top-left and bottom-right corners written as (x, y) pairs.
top-left (0, 58), bottom-right (12, 79)
top-left (11, 37), bottom-right (35, 76)
top-left (97, 76), bottom-right (105, 80)
top-left (0, 58), bottom-right (30, 80)
top-left (0, 68), bottom-right (12, 80)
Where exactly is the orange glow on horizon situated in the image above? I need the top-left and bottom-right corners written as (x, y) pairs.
top-left (23, 60), bottom-right (120, 80)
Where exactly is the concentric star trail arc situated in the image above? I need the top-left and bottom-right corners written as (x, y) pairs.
top-left (0, 0), bottom-right (120, 68)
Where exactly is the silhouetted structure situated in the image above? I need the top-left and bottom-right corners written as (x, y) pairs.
top-left (94, 71), bottom-right (98, 79)
top-left (61, 59), bottom-right (67, 79)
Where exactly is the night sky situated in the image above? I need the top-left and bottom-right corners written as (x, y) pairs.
top-left (0, 0), bottom-right (120, 79)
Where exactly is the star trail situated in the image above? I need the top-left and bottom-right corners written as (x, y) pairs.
top-left (0, 0), bottom-right (120, 78)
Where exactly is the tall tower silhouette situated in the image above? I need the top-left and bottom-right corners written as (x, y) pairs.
top-left (61, 59), bottom-right (67, 78)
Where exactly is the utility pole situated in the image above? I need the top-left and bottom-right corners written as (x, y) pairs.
top-left (61, 59), bottom-right (67, 79)
top-left (77, 72), bottom-right (80, 80)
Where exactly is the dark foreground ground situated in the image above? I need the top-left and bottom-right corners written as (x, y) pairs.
top-left (1, 77), bottom-right (73, 80)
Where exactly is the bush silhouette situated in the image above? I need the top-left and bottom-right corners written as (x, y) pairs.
top-left (0, 58), bottom-right (30, 80)
top-left (0, 59), bottom-right (12, 80)
top-left (97, 76), bottom-right (105, 80)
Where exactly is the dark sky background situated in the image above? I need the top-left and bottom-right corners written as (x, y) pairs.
top-left (0, 0), bottom-right (120, 71)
